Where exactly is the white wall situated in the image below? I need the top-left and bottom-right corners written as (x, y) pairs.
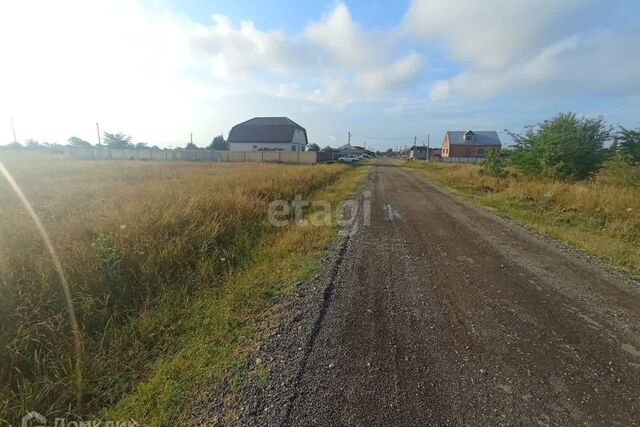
top-left (229, 142), bottom-right (306, 151)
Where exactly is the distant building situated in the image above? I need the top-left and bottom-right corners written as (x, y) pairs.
top-left (441, 131), bottom-right (501, 158)
top-left (408, 146), bottom-right (441, 160)
top-left (227, 117), bottom-right (308, 152)
top-left (336, 144), bottom-right (365, 156)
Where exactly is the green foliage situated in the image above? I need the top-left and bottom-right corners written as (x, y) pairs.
top-left (595, 153), bottom-right (640, 190)
top-left (135, 142), bottom-right (148, 149)
top-left (207, 135), bottom-right (228, 150)
top-left (307, 143), bottom-right (320, 152)
top-left (103, 132), bottom-right (133, 149)
top-left (480, 150), bottom-right (507, 177)
top-left (184, 142), bottom-right (198, 150)
top-left (509, 112), bottom-right (610, 179)
top-left (68, 136), bottom-right (93, 147)
top-left (617, 126), bottom-right (640, 162)
top-left (25, 138), bottom-right (41, 148)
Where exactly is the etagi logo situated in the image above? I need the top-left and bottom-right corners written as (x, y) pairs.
top-left (22, 411), bottom-right (46, 427)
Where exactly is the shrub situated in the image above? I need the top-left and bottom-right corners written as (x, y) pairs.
top-left (617, 126), bottom-right (640, 162)
top-left (595, 153), bottom-right (640, 190)
top-left (480, 150), bottom-right (507, 177)
top-left (509, 112), bottom-right (610, 180)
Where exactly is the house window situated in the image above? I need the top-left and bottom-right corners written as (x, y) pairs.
top-left (464, 134), bottom-right (473, 141)
top-left (476, 147), bottom-right (486, 156)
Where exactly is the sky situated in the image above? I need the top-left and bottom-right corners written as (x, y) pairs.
top-left (1, 0), bottom-right (639, 150)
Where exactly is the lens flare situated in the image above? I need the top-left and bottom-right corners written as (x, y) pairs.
top-left (0, 161), bottom-right (83, 408)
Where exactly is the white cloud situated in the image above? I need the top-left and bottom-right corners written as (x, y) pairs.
top-left (192, 15), bottom-right (310, 80)
top-left (404, 0), bottom-right (640, 102)
top-left (358, 53), bottom-right (424, 93)
top-left (403, 0), bottom-right (594, 69)
top-left (190, 2), bottom-right (424, 103)
top-left (446, 29), bottom-right (640, 99)
top-left (305, 2), bottom-right (390, 69)
top-left (428, 80), bottom-right (451, 101)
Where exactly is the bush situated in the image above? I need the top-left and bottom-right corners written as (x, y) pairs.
top-left (617, 126), bottom-right (640, 162)
top-left (595, 153), bottom-right (640, 190)
top-left (509, 112), bottom-right (610, 180)
top-left (480, 150), bottom-right (507, 177)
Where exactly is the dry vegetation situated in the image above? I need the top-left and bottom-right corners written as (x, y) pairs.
top-left (403, 161), bottom-right (640, 275)
top-left (0, 151), bottom-right (366, 424)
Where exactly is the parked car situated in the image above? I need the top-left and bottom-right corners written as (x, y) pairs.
top-left (338, 155), bottom-right (359, 163)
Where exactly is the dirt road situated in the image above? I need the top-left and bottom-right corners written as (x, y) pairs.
top-left (231, 160), bottom-right (640, 426)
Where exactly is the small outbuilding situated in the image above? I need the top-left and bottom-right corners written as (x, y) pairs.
top-left (227, 117), bottom-right (308, 152)
top-left (441, 130), bottom-right (501, 158)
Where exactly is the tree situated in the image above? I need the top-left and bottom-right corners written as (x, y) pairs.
top-left (103, 132), bottom-right (133, 149)
top-left (68, 136), bottom-right (92, 147)
top-left (184, 142), bottom-right (198, 150)
top-left (508, 112), bottom-right (610, 180)
top-left (307, 143), bottom-right (320, 152)
top-left (24, 139), bottom-right (40, 148)
top-left (480, 149), bottom-right (507, 177)
top-left (617, 126), bottom-right (640, 162)
top-left (207, 135), bottom-right (228, 150)
top-left (136, 142), bottom-right (148, 149)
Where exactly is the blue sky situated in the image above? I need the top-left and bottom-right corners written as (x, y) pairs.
top-left (1, 0), bottom-right (639, 150)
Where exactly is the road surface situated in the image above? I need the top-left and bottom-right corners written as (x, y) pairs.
top-left (285, 160), bottom-right (640, 426)
top-left (225, 160), bottom-right (640, 426)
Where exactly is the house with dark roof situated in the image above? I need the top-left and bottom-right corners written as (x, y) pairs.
top-left (227, 117), bottom-right (308, 152)
top-left (441, 130), bottom-right (501, 158)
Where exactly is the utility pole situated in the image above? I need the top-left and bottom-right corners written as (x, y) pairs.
top-left (96, 122), bottom-right (101, 146)
top-left (11, 117), bottom-right (17, 143)
top-left (427, 133), bottom-right (431, 162)
top-left (414, 136), bottom-right (417, 147)
top-left (190, 132), bottom-right (193, 145)
top-left (348, 131), bottom-right (351, 147)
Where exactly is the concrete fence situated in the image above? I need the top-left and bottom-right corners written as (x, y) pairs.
top-left (441, 157), bottom-right (486, 164)
top-left (64, 147), bottom-right (318, 164)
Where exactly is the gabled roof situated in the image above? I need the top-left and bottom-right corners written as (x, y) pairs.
top-left (228, 117), bottom-right (307, 144)
top-left (446, 131), bottom-right (502, 146)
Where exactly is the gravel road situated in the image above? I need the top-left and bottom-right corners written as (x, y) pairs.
top-left (227, 160), bottom-right (640, 426)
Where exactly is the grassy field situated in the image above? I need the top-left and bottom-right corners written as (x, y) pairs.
top-left (401, 160), bottom-right (640, 275)
top-left (0, 151), bottom-right (369, 424)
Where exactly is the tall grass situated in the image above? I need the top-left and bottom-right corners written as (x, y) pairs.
top-left (0, 152), bottom-right (349, 423)
top-left (403, 161), bottom-right (640, 274)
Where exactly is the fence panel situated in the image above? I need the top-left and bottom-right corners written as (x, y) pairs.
top-left (442, 157), bottom-right (484, 164)
top-left (63, 147), bottom-right (317, 164)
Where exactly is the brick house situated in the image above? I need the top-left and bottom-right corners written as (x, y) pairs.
top-left (441, 130), bottom-right (501, 158)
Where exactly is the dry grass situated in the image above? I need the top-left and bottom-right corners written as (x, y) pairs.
top-left (0, 151), bottom-right (364, 424)
top-left (402, 160), bottom-right (640, 275)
